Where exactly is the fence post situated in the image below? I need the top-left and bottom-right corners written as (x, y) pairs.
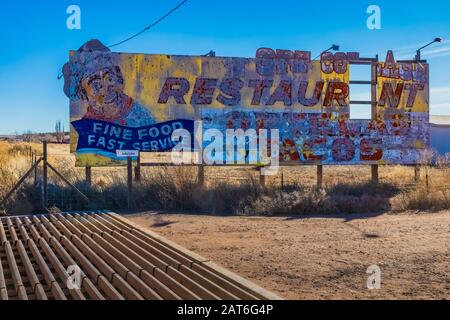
top-left (33, 152), bottom-right (38, 186)
top-left (371, 164), bottom-right (379, 184)
top-left (259, 167), bottom-right (266, 188)
top-left (127, 157), bottom-right (133, 210)
top-left (135, 153), bottom-right (141, 182)
top-left (28, 146), bottom-right (32, 165)
top-left (370, 58), bottom-right (379, 185)
top-left (197, 165), bottom-right (205, 187)
top-left (317, 165), bottom-right (323, 189)
top-left (414, 165), bottom-right (421, 183)
top-left (43, 141), bottom-right (48, 209)
top-left (85, 166), bottom-right (92, 185)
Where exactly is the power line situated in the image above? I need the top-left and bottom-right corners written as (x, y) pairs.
top-left (108, 0), bottom-right (189, 48)
top-left (57, 0), bottom-right (189, 79)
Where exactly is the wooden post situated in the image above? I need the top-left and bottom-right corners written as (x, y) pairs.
top-left (33, 152), bottom-right (38, 186)
top-left (85, 166), bottom-right (92, 185)
top-left (127, 157), bottom-right (133, 210)
top-left (259, 167), bottom-right (266, 188)
top-left (43, 141), bottom-right (48, 209)
top-left (317, 165), bottom-right (323, 189)
top-left (197, 165), bottom-right (205, 187)
top-left (135, 153), bottom-right (141, 182)
top-left (371, 164), bottom-right (379, 184)
top-left (370, 59), bottom-right (379, 185)
top-left (371, 58), bottom-right (378, 120)
top-left (414, 165), bottom-right (421, 183)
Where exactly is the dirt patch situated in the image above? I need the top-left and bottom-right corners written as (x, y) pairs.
top-left (128, 211), bottom-right (450, 300)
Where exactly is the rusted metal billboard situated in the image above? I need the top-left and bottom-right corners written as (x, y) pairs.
top-left (64, 39), bottom-right (429, 166)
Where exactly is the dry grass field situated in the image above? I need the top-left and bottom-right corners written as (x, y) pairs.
top-left (2, 140), bottom-right (450, 215)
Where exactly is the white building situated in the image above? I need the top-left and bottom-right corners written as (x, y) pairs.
top-left (430, 115), bottom-right (450, 154)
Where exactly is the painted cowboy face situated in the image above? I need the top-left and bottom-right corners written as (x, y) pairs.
top-left (81, 66), bottom-right (125, 118)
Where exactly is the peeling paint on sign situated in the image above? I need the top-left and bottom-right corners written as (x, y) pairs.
top-left (65, 40), bottom-right (429, 166)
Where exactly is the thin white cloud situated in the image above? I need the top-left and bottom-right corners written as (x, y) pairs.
top-left (394, 41), bottom-right (433, 53)
top-left (431, 86), bottom-right (450, 103)
top-left (394, 40), bottom-right (450, 60)
top-left (430, 103), bottom-right (450, 116)
top-left (425, 51), bottom-right (450, 59)
top-left (422, 46), bottom-right (450, 56)
top-left (431, 103), bottom-right (450, 108)
top-left (431, 86), bottom-right (450, 94)
top-left (430, 86), bottom-right (450, 113)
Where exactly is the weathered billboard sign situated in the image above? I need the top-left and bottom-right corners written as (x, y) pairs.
top-left (65, 39), bottom-right (429, 166)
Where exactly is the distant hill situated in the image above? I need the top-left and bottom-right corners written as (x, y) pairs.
top-left (430, 115), bottom-right (450, 154)
top-left (0, 135), bottom-right (15, 140)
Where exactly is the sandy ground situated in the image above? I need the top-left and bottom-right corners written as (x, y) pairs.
top-left (127, 211), bottom-right (450, 300)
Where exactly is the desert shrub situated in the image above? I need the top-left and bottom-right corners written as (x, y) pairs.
top-left (239, 183), bottom-right (393, 216)
top-left (436, 153), bottom-right (450, 169)
top-left (8, 144), bottom-right (31, 156)
top-left (328, 181), bottom-right (400, 198)
top-left (390, 187), bottom-right (450, 212)
top-left (139, 166), bottom-right (199, 210)
top-left (3, 141), bottom-right (450, 215)
top-left (195, 177), bottom-right (264, 214)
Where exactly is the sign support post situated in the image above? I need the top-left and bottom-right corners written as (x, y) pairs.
top-left (127, 157), bottom-right (133, 210)
top-left (85, 166), bottom-right (92, 185)
top-left (259, 167), bottom-right (266, 188)
top-left (197, 165), bottom-right (205, 187)
top-left (116, 150), bottom-right (138, 210)
top-left (43, 141), bottom-right (48, 209)
top-left (135, 153), bottom-right (141, 183)
top-left (371, 57), bottom-right (379, 184)
top-left (317, 165), bottom-right (323, 189)
top-left (33, 152), bottom-right (38, 186)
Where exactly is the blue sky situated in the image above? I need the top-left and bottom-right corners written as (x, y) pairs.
top-left (0, 0), bottom-right (449, 134)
